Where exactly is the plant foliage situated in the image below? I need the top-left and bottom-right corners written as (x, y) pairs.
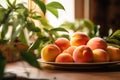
top-left (105, 29), bottom-right (120, 48)
top-left (0, 0), bottom-right (65, 79)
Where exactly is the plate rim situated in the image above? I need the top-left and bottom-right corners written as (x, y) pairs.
top-left (38, 59), bottom-right (120, 65)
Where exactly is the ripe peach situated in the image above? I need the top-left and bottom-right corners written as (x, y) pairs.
top-left (55, 53), bottom-right (74, 62)
top-left (63, 46), bottom-right (77, 56)
top-left (41, 44), bottom-right (61, 62)
top-left (73, 45), bottom-right (93, 63)
top-left (107, 46), bottom-right (120, 61)
top-left (70, 32), bottom-right (89, 46)
top-left (87, 37), bottom-right (107, 50)
top-left (93, 49), bottom-right (109, 62)
top-left (55, 38), bottom-right (70, 52)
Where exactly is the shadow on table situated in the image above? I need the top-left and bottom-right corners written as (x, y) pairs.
top-left (42, 63), bottom-right (120, 72)
top-left (3, 72), bottom-right (50, 80)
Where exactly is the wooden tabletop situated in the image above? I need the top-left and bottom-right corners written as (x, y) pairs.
top-left (5, 60), bottom-right (120, 80)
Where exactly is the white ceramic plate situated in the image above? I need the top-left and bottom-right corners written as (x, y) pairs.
top-left (38, 59), bottom-right (120, 69)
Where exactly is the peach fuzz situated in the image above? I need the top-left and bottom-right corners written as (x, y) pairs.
top-left (107, 46), bottom-right (120, 61)
top-left (93, 49), bottom-right (109, 62)
top-left (55, 38), bottom-right (70, 52)
top-left (41, 44), bottom-right (61, 62)
top-left (63, 46), bottom-right (77, 56)
top-left (70, 32), bottom-right (89, 46)
top-left (87, 37), bottom-right (107, 50)
top-left (55, 53), bottom-right (74, 62)
top-left (73, 45), bottom-right (93, 63)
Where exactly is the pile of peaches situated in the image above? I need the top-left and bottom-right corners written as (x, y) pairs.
top-left (41, 32), bottom-right (120, 63)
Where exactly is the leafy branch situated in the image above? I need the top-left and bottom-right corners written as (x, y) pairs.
top-left (0, 0), bottom-right (65, 79)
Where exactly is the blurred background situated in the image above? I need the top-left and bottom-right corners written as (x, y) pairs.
top-left (1, 0), bottom-right (120, 37)
top-left (46, 0), bottom-right (120, 37)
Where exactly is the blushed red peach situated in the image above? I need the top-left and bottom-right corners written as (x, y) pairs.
top-left (55, 38), bottom-right (70, 52)
top-left (73, 45), bottom-right (93, 63)
top-left (87, 37), bottom-right (107, 50)
top-left (70, 32), bottom-right (90, 46)
top-left (63, 46), bottom-right (77, 56)
top-left (41, 44), bottom-right (61, 62)
top-left (55, 53), bottom-right (74, 62)
top-left (93, 49), bottom-right (109, 62)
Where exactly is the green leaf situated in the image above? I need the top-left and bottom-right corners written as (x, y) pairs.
top-left (16, 8), bottom-right (27, 15)
top-left (94, 25), bottom-right (99, 35)
top-left (47, 7), bottom-right (58, 18)
top-left (50, 28), bottom-right (68, 42)
top-left (110, 29), bottom-right (120, 38)
top-left (0, 4), bottom-right (4, 8)
top-left (39, 18), bottom-right (53, 29)
top-left (107, 43), bottom-right (120, 48)
top-left (33, 0), bottom-right (46, 15)
top-left (16, 3), bottom-right (26, 9)
top-left (7, 0), bottom-right (16, 8)
top-left (28, 37), bottom-right (49, 51)
top-left (1, 23), bottom-right (9, 39)
top-left (19, 31), bottom-right (28, 44)
top-left (60, 34), bottom-right (70, 39)
top-left (32, 16), bottom-right (41, 20)
top-left (46, 2), bottom-right (65, 10)
top-left (46, 2), bottom-right (65, 18)
top-left (50, 28), bottom-right (68, 33)
top-left (0, 52), bottom-right (6, 80)
top-left (79, 20), bottom-right (94, 31)
top-left (11, 20), bottom-right (26, 41)
top-left (0, 39), bottom-right (8, 44)
top-left (59, 22), bottom-right (75, 30)
top-left (13, 0), bottom-right (16, 6)
top-left (112, 35), bottom-right (120, 41)
top-left (20, 51), bottom-right (41, 69)
top-left (0, 8), bottom-right (6, 24)
top-left (6, 0), bottom-right (13, 8)
top-left (15, 4), bottom-right (28, 17)
top-left (106, 38), bottom-right (120, 46)
top-left (10, 17), bottom-right (21, 41)
top-left (26, 20), bottom-right (40, 32)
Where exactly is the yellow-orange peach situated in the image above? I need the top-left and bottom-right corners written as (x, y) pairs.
top-left (63, 46), bottom-right (77, 56)
top-left (107, 46), bottom-right (120, 61)
top-left (55, 38), bottom-right (70, 52)
top-left (87, 37), bottom-right (107, 50)
top-left (93, 49), bottom-right (109, 62)
top-left (73, 45), bottom-right (93, 63)
top-left (41, 44), bottom-right (61, 62)
top-left (55, 53), bottom-right (74, 62)
top-left (70, 32), bottom-right (89, 46)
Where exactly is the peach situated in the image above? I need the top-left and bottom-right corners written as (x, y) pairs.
top-left (41, 44), bottom-right (61, 62)
top-left (93, 49), bottom-right (109, 62)
top-left (55, 38), bottom-right (70, 52)
top-left (73, 45), bottom-right (93, 63)
top-left (70, 32), bottom-right (89, 46)
top-left (63, 46), bottom-right (77, 56)
top-left (107, 46), bottom-right (120, 61)
top-left (87, 37), bottom-right (107, 50)
top-left (55, 53), bottom-right (74, 62)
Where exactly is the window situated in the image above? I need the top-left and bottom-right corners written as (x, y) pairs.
top-left (45, 0), bottom-right (90, 27)
top-left (46, 0), bottom-right (75, 27)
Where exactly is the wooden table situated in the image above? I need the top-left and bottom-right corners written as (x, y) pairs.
top-left (5, 60), bottom-right (120, 80)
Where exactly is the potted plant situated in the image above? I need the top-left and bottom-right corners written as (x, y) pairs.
top-left (0, 0), bottom-right (66, 79)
